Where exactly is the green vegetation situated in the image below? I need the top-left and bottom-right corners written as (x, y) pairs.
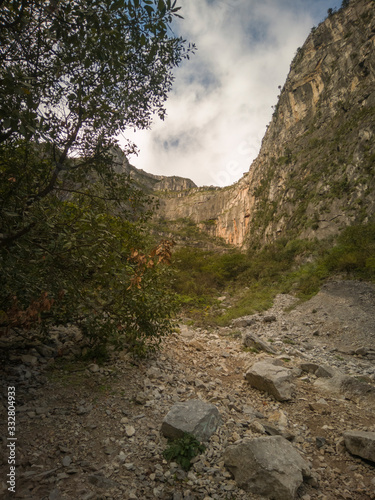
top-left (0, 1), bottom-right (194, 355)
top-left (151, 217), bottom-right (229, 249)
top-left (171, 219), bottom-right (375, 326)
top-left (163, 433), bottom-right (205, 471)
top-left (324, 222), bottom-right (375, 278)
top-left (171, 247), bottom-right (249, 310)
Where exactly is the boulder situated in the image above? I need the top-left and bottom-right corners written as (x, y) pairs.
top-left (315, 365), bottom-right (336, 378)
top-left (161, 400), bottom-right (221, 441)
top-left (243, 332), bottom-right (277, 354)
top-left (315, 372), bottom-right (375, 400)
top-left (224, 436), bottom-right (311, 500)
top-left (300, 362), bottom-right (320, 374)
top-left (245, 362), bottom-right (295, 401)
top-left (232, 317), bottom-right (256, 328)
top-left (263, 315), bottom-right (277, 323)
top-left (343, 430), bottom-right (375, 462)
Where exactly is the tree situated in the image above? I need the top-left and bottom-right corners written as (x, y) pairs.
top-left (0, 0), bottom-right (194, 353)
top-left (0, 0), bottom-right (192, 150)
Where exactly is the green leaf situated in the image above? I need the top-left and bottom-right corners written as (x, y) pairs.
top-left (144, 4), bottom-right (154, 16)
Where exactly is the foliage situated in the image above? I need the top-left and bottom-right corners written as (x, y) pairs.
top-left (171, 220), bottom-right (375, 326)
top-left (171, 247), bottom-right (249, 310)
top-left (323, 220), bottom-right (375, 279)
top-left (0, 146), bottom-right (177, 352)
top-left (0, 0), bottom-right (194, 149)
top-left (163, 433), bottom-right (205, 471)
top-left (0, 0), bottom-right (193, 352)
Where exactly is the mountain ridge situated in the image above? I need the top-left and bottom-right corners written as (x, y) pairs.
top-left (119, 0), bottom-right (375, 248)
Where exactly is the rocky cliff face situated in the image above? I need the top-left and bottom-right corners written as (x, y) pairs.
top-left (111, 147), bottom-right (197, 192)
top-left (154, 0), bottom-right (375, 247)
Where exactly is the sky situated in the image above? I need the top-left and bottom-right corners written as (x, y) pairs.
top-left (118, 0), bottom-right (343, 187)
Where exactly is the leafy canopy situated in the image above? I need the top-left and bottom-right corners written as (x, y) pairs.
top-left (0, 0), bottom-right (193, 149)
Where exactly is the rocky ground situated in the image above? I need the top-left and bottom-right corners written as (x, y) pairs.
top-left (1, 279), bottom-right (375, 500)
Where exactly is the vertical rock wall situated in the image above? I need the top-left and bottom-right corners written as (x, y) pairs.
top-left (156, 0), bottom-right (375, 247)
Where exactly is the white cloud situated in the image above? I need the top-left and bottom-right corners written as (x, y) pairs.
top-left (119, 0), bottom-right (342, 186)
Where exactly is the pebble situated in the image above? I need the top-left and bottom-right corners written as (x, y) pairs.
top-left (62, 456), bottom-right (72, 467)
top-left (125, 425), bottom-right (136, 437)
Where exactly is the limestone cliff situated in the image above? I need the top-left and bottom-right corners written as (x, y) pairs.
top-left (154, 0), bottom-right (375, 247)
top-left (111, 147), bottom-right (197, 192)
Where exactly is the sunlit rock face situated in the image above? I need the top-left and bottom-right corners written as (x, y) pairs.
top-left (241, 0), bottom-right (375, 246)
top-left (131, 0), bottom-right (375, 248)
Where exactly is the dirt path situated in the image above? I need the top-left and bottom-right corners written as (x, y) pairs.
top-left (1, 280), bottom-right (374, 499)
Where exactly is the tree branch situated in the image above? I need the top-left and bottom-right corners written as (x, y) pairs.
top-left (31, 113), bottom-right (84, 202)
top-left (0, 221), bottom-right (36, 248)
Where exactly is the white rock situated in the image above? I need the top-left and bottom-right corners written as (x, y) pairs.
top-left (125, 425), bottom-right (136, 437)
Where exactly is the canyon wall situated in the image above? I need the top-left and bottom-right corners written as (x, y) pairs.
top-left (125, 0), bottom-right (375, 248)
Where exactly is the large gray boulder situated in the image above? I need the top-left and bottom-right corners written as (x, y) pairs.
top-left (343, 430), bottom-right (375, 462)
top-left (224, 436), bottom-right (311, 500)
top-left (161, 400), bottom-right (221, 441)
top-left (245, 361), bottom-right (295, 401)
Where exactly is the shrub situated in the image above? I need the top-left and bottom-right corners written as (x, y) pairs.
top-left (163, 433), bottom-right (205, 471)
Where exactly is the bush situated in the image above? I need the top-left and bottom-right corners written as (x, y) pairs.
top-left (163, 433), bottom-right (205, 471)
top-left (171, 220), bottom-right (375, 327)
top-left (323, 221), bottom-right (375, 279)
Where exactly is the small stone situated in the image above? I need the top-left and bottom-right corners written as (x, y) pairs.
top-left (21, 354), bottom-right (38, 366)
top-left (89, 364), bottom-right (100, 373)
top-left (62, 456), bottom-right (72, 467)
top-left (263, 315), bottom-right (277, 323)
top-left (125, 425), bottom-right (136, 437)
